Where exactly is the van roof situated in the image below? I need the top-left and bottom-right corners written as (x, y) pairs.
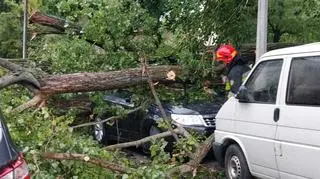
top-left (261, 42), bottom-right (320, 58)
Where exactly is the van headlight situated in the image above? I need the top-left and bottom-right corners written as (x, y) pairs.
top-left (171, 114), bottom-right (204, 126)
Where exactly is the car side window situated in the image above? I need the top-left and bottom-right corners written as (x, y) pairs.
top-left (244, 60), bottom-right (283, 104)
top-left (287, 56), bottom-right (320, 106)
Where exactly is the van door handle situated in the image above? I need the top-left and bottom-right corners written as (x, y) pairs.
top-left (274, 108), bottom-right (280, 122)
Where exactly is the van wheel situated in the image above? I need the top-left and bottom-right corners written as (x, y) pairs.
top-left (225, 144), bottom-right (252, 179)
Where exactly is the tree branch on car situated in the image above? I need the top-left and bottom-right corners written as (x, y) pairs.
top-left (140, 57), bottom-right (192, 139)
top-left (70, 106), bottom-right (142, 129)
top-left (140, 57), bottom-right (199, 161)
top-left (105, 129), bottom-right (182, 150)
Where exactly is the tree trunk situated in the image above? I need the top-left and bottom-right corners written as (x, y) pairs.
top-left (38, 65), bottom-right (180, 95)
top-left (0, 59), bottom-right (180, 111)
top-left (12, 65), bottom-right (180, 111)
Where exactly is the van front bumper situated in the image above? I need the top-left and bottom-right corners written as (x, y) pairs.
top-left (213, 142), bottom-right (224, 166)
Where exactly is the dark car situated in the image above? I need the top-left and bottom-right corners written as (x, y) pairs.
top-left (0, 112), bottom-right (30, 179)
top-left (92, 90), bottom-right (221, 151)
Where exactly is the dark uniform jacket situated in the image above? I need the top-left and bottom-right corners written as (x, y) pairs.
top-left (226, 55), bottom-right (251, 94)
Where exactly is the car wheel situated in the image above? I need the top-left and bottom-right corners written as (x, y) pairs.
top-left (142, 125), bottom-right (161, 154)
top-left (225, 144), bottom-right (252, 179)
top-left (93, 116), bottom-right (108, 145)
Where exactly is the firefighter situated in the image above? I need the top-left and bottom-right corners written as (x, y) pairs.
top-left (215, 44), bottom-right (251, 97)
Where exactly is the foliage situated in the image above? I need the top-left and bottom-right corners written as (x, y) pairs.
top-left (0, 87), bottom-right (116, 178)
top-left (268, 0), bottom-right (320, 43)
top-left (29, 36), bottom-right (112, 74)
top-left (3, 0), bottom-right (320, 178)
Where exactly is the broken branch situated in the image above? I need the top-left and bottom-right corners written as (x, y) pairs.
top-left (29, 11), bottom-right (81, 32)
top-left (0, 58), bottom-right (25, 72)
top-left (169, 133), bottom-right (215, 176)
top-left (140, 57), bottom-right (197, 160)
top-left (44, 152), bottom-right (133, 174)
top-left (70, 106), bottom-right (142, 129)
top-left (105, 129), bottom-right (182, 150)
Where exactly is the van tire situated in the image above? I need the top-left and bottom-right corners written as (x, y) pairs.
top-left (224, 144), bottom-right (252, 179)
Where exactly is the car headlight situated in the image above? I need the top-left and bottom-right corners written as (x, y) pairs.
top-left (171, 114), bottom-right (204, 126)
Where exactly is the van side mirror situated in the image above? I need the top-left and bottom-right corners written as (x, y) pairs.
top-left (236, 86), bottom-right (249, 103)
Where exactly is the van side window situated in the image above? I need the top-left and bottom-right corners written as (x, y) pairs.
top-left (245, 60), bottom-right (283, 104)
top-left (287, 56), bottom-right (320, 105)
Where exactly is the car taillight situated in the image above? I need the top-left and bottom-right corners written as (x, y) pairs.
top-left (0, 154), bottom-right (30, 179)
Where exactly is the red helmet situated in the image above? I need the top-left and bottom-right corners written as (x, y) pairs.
top-left (215, 44), bottom-right (237, 64)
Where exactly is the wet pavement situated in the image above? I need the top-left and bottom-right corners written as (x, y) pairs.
top-left (122, 147), bottom-right (224, 172)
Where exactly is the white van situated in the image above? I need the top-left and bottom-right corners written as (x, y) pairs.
top-left (213, 43), bottom-right (320, 179)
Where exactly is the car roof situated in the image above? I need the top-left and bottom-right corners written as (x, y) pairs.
top-left (261, 42), bottom-right (320, 58)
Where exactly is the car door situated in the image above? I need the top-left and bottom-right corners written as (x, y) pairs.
top-left (235, 59), bottom-right (283, 178)
top-left (276, 55), bottom-right (320, 179)
top-left (103, 91), bottom-right (144, 142)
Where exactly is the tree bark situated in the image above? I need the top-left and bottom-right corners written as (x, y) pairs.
top-left (29, 11), bottom-right (80, 32)
top-left (0, 59), bottom-right (180, 111)
top-left (0, 72), bottom-right (39, 89)
top-left (38, 65), bottom-right (180, 96)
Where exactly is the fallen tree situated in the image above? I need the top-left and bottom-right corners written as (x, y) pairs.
top-left (0, 10), bottom-right (217, 178)
top-left (0, 58), bottom-right (180, 111)
top-left (0, 57), bottom-right (217, 177)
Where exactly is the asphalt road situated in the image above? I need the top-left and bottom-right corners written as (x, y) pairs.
top-left (122, 147), bottom-right (224, 172)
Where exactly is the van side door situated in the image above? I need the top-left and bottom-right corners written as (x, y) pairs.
top-left (235, 59), bottom-right (283, 178)
top-left (276, 55), bottom-right (320, 179)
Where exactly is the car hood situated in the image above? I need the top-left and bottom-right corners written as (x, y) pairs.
top-left (165, 105), bottom-right (200, 115)
top-left (163, 102), bottom-right (221, 115)
top-left (184, 102), bottom-right (221, 115)
top-left (0, 118), bottom-right (19, 169)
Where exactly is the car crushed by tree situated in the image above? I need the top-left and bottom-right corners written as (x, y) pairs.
top-left (92, 89), bottom-right (221, 153)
